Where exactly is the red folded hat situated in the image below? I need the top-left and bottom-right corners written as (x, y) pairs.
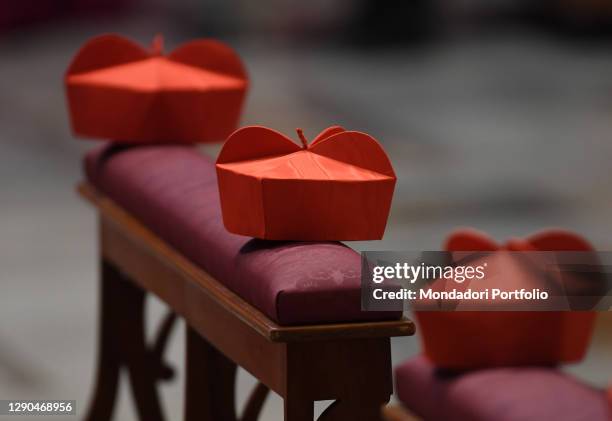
top-left (65, 34), bottom-right (248, 143)
top-left (216, 126), bottom-right (396, 240)
top-left (417, 228), bottom-right (597, 369)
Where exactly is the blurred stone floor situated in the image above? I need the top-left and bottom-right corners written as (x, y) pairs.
top-left (1, 16), bottom-right (611, 420)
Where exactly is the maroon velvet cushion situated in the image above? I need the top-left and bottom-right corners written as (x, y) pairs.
top-left (85, 144), bottom-right (399, 325)
top-left (395, 355), bottom-right (610, 421)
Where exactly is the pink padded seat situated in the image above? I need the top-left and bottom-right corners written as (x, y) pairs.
top-left (85, 144), bottom-right (400, 325)
top-left (395, 355), bottom-right (610, 421)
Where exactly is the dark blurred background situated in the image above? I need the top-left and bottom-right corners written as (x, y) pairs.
top-left (1, 1), bottom-right (612, 419)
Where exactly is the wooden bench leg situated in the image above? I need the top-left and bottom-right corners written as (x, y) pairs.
top-left (84, 262), bottom-right (122, 421)
top-left (282, 389), bottom-right (388, 421)
top-left (241, 382), bottom-right (270, 421)
top-left (84, 260), bottom-right (166, 421)
top-left (184, 324), bottom-right (237, 421)
top-left (284, 338), bottom-right (393, 421)
top-left (283, 394), bottom-right (314, 421)
top-left (318, 395), bottom-right (390, 420)
top-left (121, 278), bottom-right (165, 421)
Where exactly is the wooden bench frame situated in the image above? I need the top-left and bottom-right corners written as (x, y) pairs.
top-left (79, 183), bottom-right (415, 421)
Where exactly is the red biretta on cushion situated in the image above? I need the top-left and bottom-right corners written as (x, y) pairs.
top-left (65, 34), bottom-right (248, 143)
top-left (216, 126), bottom-right (396, 241)
top-left (417, 228), bottom-right (598, 369)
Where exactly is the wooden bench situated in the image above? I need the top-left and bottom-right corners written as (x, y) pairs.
top-left (79, 182), bottom-right (414, 421)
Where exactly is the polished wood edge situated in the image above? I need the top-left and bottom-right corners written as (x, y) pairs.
top-left (77, 182), bottom-right (415, 342)
top-left (268, 320), bottom-right (414, 342)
